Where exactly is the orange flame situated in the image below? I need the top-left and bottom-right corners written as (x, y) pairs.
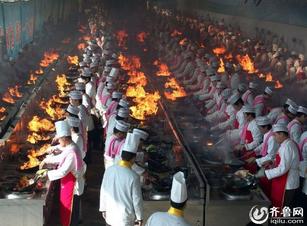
top-left (67, 55), bottom-right (79, 65)
top-left (56, 74), bottom-right (71, 97)
top-left (28, 116), bottom-right (55, 133)
top-left (20, 155), bottom-right (40, 170)
top-left (28, 144), bottom-right (50, 157)
top-left (213, 47), bottom-right (226, 55)
top-left (27, 132), bottom-right (51, 144)
top-left (171, 29), bottom-right (182, 37)
top-left (179, 38), bottom-right (187, 46)
top-left (0, 107), bottom-right (5, 113)
top-left (27, 73), bottom-right (38, 85)
top-left (275, 80), bottom-right (283, 89)
top-left (265, 73), bottom-right (273, 82)
top-left (35, 69), bottom-right (44, 75)
top-left (9, 85), bottom-right (22, 98)
top-left (39, 50), bottom-right (59, 68)
top-left (164, 78), bottom-right (187, 101)
top-left (10, 144), bottom-right (20, 154)
top-left (52, 95), bottom-right (69, 104)
top-left (153, 60), bottom-right (171, 76)
top-left (40, 98), bottom-right (66, 120)
top-left (225, 53), bottom-right (233, 59)
top-left (127, 71), bottom-right (148, 86)
top-left (116, 30), bottom-right (128, 47)
top-left (217, 58), bottom-right (225, 73)
top-left (2, 92), bottom-right (15, 104)
top-left (137, 32), bottom-right (147, 43)
top-left (236, 54), bottom-right (258, 74)
top-left (118, 54), bottom-right (141, 71)
top-left (77, 43), bottom-right (86, 50)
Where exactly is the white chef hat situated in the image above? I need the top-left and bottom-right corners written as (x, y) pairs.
top-left (119, 99), bottom-right (129, 108)
top-left (264, 87), bottom-right (273, 96)
top-left (69, 90), bottom-right (82, 100)
top-left (288, 104), bottom-right (298, 115)
top-left (122, 132), bottom-right (139, 154)
top-left (242, 105), bottom-right (255, 114)
top-left (238, 83), bottom-right (247, 92)
top-left (115, 120), bottom-right (130, 132)
top-left (249, 82), bottom-right (258, 89)
top-left (112, 91), bottom-right (122, 99)
top-left (109, 68), bottom-right (120, 78)
top-left (285, 98), bottom-right (298, 108)
top-left (170, 171), bottom-right (187, 204)
top-left (75, 82), bottom-right (85, 91)
top-left (256, 116), bottom-right (271, 126)
top-left (55, 120), bottom-right (71, 138)
top-left (117, 108), bottom-right (130, 118)
top-left (67, 116), bottom-right (80, 128)
top-left (66, 104), bottom-right (80, 116)
top-left (272, 124), bottom-right (288, 133)
top-left (228, 92), bottom-right (241, 105)
top-left (133, 128), bottom-right (149, 141)
top-left (297, 106), bottom-right (307, 115)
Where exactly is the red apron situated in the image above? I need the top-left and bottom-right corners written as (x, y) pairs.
top-left (240, 122), bottom-right (257, 173)
top-left (259, 131), bottom-right (274, 199)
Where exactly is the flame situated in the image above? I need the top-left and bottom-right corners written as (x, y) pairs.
top-left (0, 107), bottom-right (6, 121)
top-left (40, 98), bottom-right (65, 120)
top-left (265, 73), bottom-right (273, 82)
top-left (171, 29), bottom-right (182, 37)
top-left (225, 53), bottom-right (233, 59)
top-left (259, 73), bottom-right (265, 78)
top-left (217, 58), bottom-right (225, 73)
top-left (213, 47), bottom-right (226, 55)
top-left (236, 54), bottom-right (258, 74)
top-left (39, 50), bottom-right (59, 68)
top-left (77, 43), bottom-right (86, 50)
top-left (52, 95), bottom-right (69, 104)
top-left (179, 38), bottom-right (187, 46)
top-left (164, 78), bottom-right (187, 101)
top-left (27, 132), bottom-right (51, 144)
top-left (153, 60), bottom-right (171, 76)
top-left (10, 144), bottom-right (20, 153)
top-left (0, 107), bottom-right (5, 113)
top-left (8, 85), bottom-right (22, 98)
top-left (116, 30), bottom-right (128, 47)
top-left (127, 71), bottom-right (148, 86)
top-left (27, 73), bottom-right (38, 85)
top-left (2, 92), bottom-right (15, 104)
top-left (20, 155), bottom-right (40, 170)
top-left (56, 74), bottom-right (71, 97)
top-left (28, 116), bottom-right (55, 133)
top-left (137, 32), bottom-right (147, 43)
top-left (28, 144), bottom-right (50, 157)
top-left (118, 54), bottom-right (141, 71)
top-left (35, 69), bottom-right (44, 75)
top-left (67, 55), bottom-right (79, 65)
top-left (275, 80), bottom-right (283, 89)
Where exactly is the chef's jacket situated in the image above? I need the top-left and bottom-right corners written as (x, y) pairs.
top-left (265, 139), bottom-right (300, 190)
top-left (299, 131), bottom-right (307, 194)
top-left (244, 119), bottom-right (263, 150)
top-left (71, 132), bottom-right (85, 159)
top-left (255, 130), bottom-right (279, 167)
top-left (145, 212), bottom-right (191, 226)
top-left (288, 119), bottom-right (303, 144)
top-left (217, 104), bottom-right (236, 130)
top-left (85, 81), bottom-right (96, 101)
top-left (106, 113), bottom-right (117, 140)
top-left (100, 164), bottom-right (143, 226)
top-left (78, 104), bottom-right (94, 131)
top-left (267, 107), bottom-right (283, 123)
top-left (241, 90), bottom-right (254, 106)
top-left (45, 143), bottom-right (86, 195)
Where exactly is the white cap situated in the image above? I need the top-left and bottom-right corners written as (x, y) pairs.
top-left (109, 68), bottom-right (120, 78)
top-left (75, 82), bottom-right (85, 91)
top-left (228, 92), bottom-right (241, 105)
top-left (133, 128), bottom-right (149, 141)
top-left (288, 105), bottom-right (298, 115)
top-left (122, 132), bottom-right (139, 154)
top-left (112, 91), bottom-right (122, 99)
top-left (117, 108), bottom-right (130, 118)
top-left (272, 124), bottom-right (288, 133)
top-left (256, 116), bottom-right (271, 126)
top-left (69, 90), bottom-right (82, 100)
top-left (210, 75), bottom-right (220, 82)
top-left (249, 82), bottom-right (257, 89)
top-left (66, 104), bottom-right (80, 116)
top-left (170, 171), bottom-right (187, 203)
top-left (119, 99), bottom-right (129, 108)
top-left (115, 120), bottom-right (130, 132)
top-left (285, 98), bottom-right (298, 108)
top-left (67, 116), bottom-right (80, 128)
top-left (55, 120), bottom-right (71, 138)
top-left (242, 105), bottom-right (255, 113)
top-left (297, 106), bottom-right (307, 115)
top-left (264, 87), bottom-right (273, 95)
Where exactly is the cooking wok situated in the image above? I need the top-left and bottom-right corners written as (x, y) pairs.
top-left (223, 174), bottom-right (257, 190)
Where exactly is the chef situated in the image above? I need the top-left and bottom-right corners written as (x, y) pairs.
top-left (145, 171), bottom-right (191, 226)
top-left (100, 132), bottom-right (143, 226)
top-left (104, 120), bottom-right (130, 169)
top-left (241, 82), bottom-right (257, 106)
top-left (274, 103), bottom-right (298, 125)
top-left (253, 86), bottom-right (273, 117)
top-left (288, 105), bottom-right (307, 144)
top-left (75, 82), bottom-right (92, 113)
top-left (254, 124), bottom-right (300, 209)
top-left (198, 74), bottom-right (220, 101)
top-left (267, 98), bottom-right (294, 124)
top-left (80, 68), bottom-right (96, 107)
top-left (105, 91), bottom-right (123, 119)
top-left (39, 121), bottom-right (86, 226)
top-left (67, 116), bottom-right (85, 159)
top-left (234, 105), bottom-right (262, 173)
top-left (106, 106), bottom-right (130, 140)
top-left (298, 131), bottom-right (307, 204)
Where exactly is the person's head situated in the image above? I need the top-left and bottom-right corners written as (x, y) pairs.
top-left (256, 116), bottom-right (272, 134)
top-left (233, 98), bottom-right (244, 111)
top-left (273, 124), bottom-right (289, 144)
top-left (71, 126), bottom-right (79, 134)
top-left (59, 136), bottom-right (72, 147)
top-left (264, 87), bottom-right (273, 99)
top-left (113, 120), bottom-right (130, 139)
top-left (296, 106), bottom-right (307, 124)
top-left (170, 200), bottom-right (187, 210)
top-left (55, 121), bottom-right (72, 147)
top-left (113, 127), bottom-right (126, 139)
top-left (287, 105), bottom-right (298, 120)
top-left (243, 106), bottom-right (256, 121)
top-left (121, 151), bottom-right (136, 162)
top-left (69, 91), bottom-right (83, 106)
